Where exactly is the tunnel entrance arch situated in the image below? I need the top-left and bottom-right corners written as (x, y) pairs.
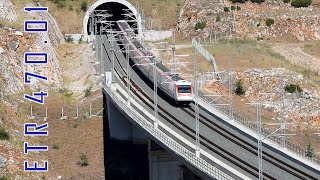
top-left (83, 0), bottom-right (142, 36)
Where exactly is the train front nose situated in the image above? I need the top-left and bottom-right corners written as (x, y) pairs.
top-left (176, 84), bottom-right (193, 102)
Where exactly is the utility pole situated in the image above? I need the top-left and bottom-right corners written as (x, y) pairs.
top-left (171, 30), bottom-right (176, 74)
top-left (256, 104), bottom-right (263, 180)
top-left (141, 9), bottom-right (145, 30)
top-left (194, 47), bottom-right (200, 157)
top-left (280, 75), bottom-right (286, 147)
top-left (126, 44), bottom-right (131, 105)
top-left (228, 40), bottom-right (233, 121)
top-left (159, 24), bottom-right (163, 63)
top-left (153, 56), bottom-right (158, 129)
top-left (99, 31), bottom-right (103, 75)
top-left (149, 17), bottom-right (153, 31)
top-left (108, 32), bottom-right (115, 84)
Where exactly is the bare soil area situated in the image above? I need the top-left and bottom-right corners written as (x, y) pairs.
top-left (272, 43), bottom-right (320, 75)
top-left (303, 41), bottom-right (320, 59)
top-left (10, 40), bottom-right (105, 179)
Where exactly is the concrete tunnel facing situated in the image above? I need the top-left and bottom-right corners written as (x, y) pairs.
top-left (83, 0), bottom-right (142, 36)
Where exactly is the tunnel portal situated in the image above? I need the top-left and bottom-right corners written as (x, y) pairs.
top-left (83, 0), bottom-right (141, 35)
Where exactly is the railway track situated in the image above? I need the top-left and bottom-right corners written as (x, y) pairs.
top-left (100, 37), bottom-right (274, 179)
top-left (182, 106), bottom-right (317, 180)
top-left (100, 36), bottom-right (318, 180)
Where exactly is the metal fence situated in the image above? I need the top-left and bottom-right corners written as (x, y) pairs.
top-left (199, 94), bottom-right (320, 166)
top-left (17, 97), bottom-right (103, 121)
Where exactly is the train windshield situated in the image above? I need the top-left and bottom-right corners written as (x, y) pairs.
top-left (178, 85), bottom-right (191, 93)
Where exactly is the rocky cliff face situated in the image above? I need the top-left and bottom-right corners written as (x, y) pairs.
top-left (177, 0), bottom-right (232, 38)
top-left (0, 1), bottom-right (64, 99)
top-left (0, 0), bottom-right (17, 22)
top-left (0, 1), bottom-right (63, 178)
top-left (177, 0), bottom-right (320, 41)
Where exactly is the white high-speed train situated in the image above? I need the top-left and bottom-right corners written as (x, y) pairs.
top-left (116, 20), bottom-right (193, 105)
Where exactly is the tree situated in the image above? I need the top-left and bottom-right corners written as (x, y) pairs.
top-left (291, 0), bottom-right (312, 7)
top-left (195, 22), bottom-right (207, 30)
top-left (0, 126), bottom-right (9, 140)
top-left (235, 79), bottom-right (245, 95)
top-left (80, 1), bottom-right (88, 12)
top-left (284, 84), bottom-right (303, 93)
top-left (230, 0), bottom-right (247, 3)
top-left (250, 0), bottom-right (265, 3)
top-left (265, 18), bottom-right (274, 27)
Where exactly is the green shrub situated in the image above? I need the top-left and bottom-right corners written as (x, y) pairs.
top-left (283, 0), bottom-right (291, 3)
top-left (224, 7), bottom-right (230, 12)
top-left (291, 0), bottom-right (311, 7)
top-left (78, 153), bottom-right (89, 166)
top-left (84, 84), bottom-right (93, 97)
top-left (265, 18), bottom-right (274, 27)
top-left (235, 79), bottom-right (245, 95)
top-left (231, 6), bottom-right (236, 10)
top-left (306, 143), bottom-right (313, 158)
top-left (257, 37), bottom-right (263, 41)
top-left (0, 176), bottom-right (7, 180)
top-left (80, 1), bottom-right (88, 12)
top-left (49, 0), bottom-right (66, 8)
top-left (64, 35), bottom-right (74, 43)
top-left (195, 21), bottom-right (207, 30)
top-left (237, 6), bottom-right (242, 10)
top-left (58, 88), bottom-right (73, 97)
top-left (216, 15), bottom-right (221, 22)
top-left (250, 0), bottom-right (265, 3)
top-left (52, 144), bottom-right (59, 150)
top-left (284, 84), bottom-right (303, 93)
top-left (230, 0), bottom-right (247, 3)
top-left (0, 126), bottom-right (9, 140)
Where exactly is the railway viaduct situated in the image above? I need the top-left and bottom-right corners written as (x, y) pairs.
top-left (82, 1), bottom-right (320, 180)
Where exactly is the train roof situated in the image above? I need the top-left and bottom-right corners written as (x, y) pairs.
top-left (176, 80), bottom-right (192, 85)
top-left (131, 38), bottom-right (186, 83)
top-left (155, 62), bottom-right (183, 81)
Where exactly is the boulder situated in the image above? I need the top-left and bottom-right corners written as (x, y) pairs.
top-left (14, 31), bottom-right (23, 37)
top-left (0, 47), bottom-right (4, 54)
top-left (8, 39), bottom-right (19, 51)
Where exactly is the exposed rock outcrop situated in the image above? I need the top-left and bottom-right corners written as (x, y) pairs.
top-left (177, 0), bottom-right (320, 41)
top-left (0, 1), bottom-right (64, 97)
top-left (0, 0), bottom-right (17, 22)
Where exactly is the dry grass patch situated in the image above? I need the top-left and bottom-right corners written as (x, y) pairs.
top-left (128, 0), bottom-right (182, 30)
top-left (38, 0), bottom-right (96, 34)
top-left (303, 41), bottom-right (320, 59)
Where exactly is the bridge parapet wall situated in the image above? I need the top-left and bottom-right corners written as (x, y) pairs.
top-left (103, 84), bottom-right (237, 180)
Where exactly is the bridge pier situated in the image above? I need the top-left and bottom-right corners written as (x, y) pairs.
top-left (103, 92), bottom-right (203, 179)
top-left (148, 140), bottom-right (201, 180)
top-left (104, 91), bottom-right (147, 142)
